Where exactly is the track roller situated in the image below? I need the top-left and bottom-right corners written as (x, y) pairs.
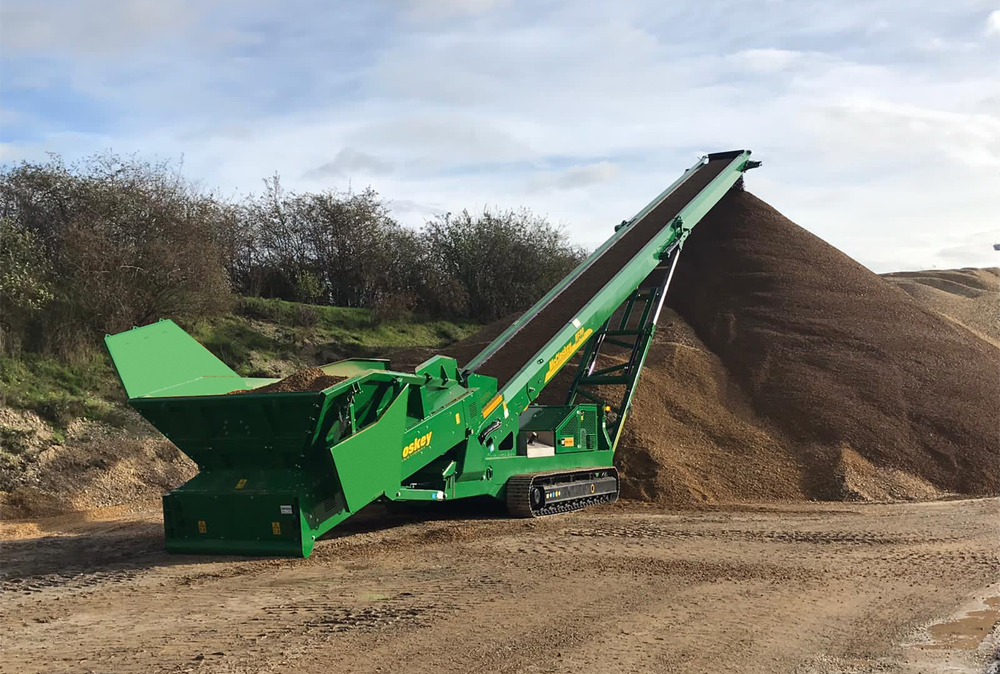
top-left (506, 468), bottom-right (618, 518)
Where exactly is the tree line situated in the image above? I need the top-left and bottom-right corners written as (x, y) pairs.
top-left (0, 153), bottom-right (585, 355)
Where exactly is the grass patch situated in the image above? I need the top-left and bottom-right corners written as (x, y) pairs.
top-left (184, 297), bottom-right (479, 376)
top-left (0, 352), bottom-right (127, 430)
top-left (2, 298), bottom-right (481, 426)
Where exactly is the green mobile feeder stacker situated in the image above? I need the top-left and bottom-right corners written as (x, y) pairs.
top-left (105, 150), bottom-right (760, 557)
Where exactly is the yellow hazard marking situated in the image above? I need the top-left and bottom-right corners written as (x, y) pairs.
top-left (545, 327), bottom-right (593, 382)
top-left (403, 431), bottom-right (433, 459)
top-left (235, 478), bottom-right (248, 489)
top-left (455, 412), bottom-right (461, 424)
top-left (197, 520), bottom-right (207, 534)
top-left (590, 483), bottom-right (596, 494)
top-left (271, 522), bottom-right (281, 535)
top-left (481, 394), bottom-right (503, 418)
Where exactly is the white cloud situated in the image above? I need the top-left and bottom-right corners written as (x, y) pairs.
top-left (302, 148), bottom-right (394, 180)
top-left (934, 230), bottom-right (1000, 267)
top-left (919, 36), bottom-right (979, 53)
top-left (2, 0), bottom-right (998, 272)
top-left (388, 197), bottom-right (446, 220)
top-left (986, 10), bottom-right (1000, 36)
top-left (350, 114), bottom-right (537, 166)
top-left (806, 97), bottom-right (1000, 168)
top-left (867, 18), bottom-right (891, 34)
top-left (529, 162), bottom-right (621, 192)
top-left (400, 0), bottom-right (508, 19)
top-left (729, 48), bottom-right (805, 73)
top-left (0, 0), bottom-right (198, 57)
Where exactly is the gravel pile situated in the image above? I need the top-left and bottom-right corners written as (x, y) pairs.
top-left (656, 189), bottom-right (998, 500)
top-left (389, 188), bottom-right (998, 503)
top-left (227, 367), bottom-right (346, 394)
top-left (883, 267), bottom-right (999, 345)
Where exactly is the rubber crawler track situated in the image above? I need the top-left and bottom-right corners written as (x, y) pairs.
top-left (506, 468), bottom-right (619, 518)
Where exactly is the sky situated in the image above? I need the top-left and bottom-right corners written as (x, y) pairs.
top-left (1, 0), bottom-right (998, 272)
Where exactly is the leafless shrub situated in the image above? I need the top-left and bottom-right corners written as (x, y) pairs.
top-left (0, 218), bottom-right (54, 352)
top-left (369, 291), bottom-right (418, 326)
top-left (1, 152), bottom-right (588, 356)
top-left (421, 207), bottom-right (585, 321)
top-left (0, 153), bottom-right (233, 354)
top-left (294, 305), bottom-right (319, 328)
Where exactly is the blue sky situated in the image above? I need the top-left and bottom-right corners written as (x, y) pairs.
top-left (2, 0), bottom-right (998, 271)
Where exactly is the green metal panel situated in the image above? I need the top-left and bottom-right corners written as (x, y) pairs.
top-left (414, 355), bottom-right (460, 382)
top-left (243, 377), bottom-right (281, 389)
top-left (519, 405), bottom-right (598, 453)
top-left (105, 319), bottom-right (246, 398)
top-left (164, 484), bottom-right (309, 556)
top-left (560, 406), bottom-right (599, 452)
top-left (329, 386), bottom-right (408, 511)
top-left (132, 392), bottom-right (325, 468)
top-left (520, 406), bottom-right (576, 431)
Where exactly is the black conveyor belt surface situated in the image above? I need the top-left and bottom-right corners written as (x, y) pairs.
top-left (472, 155), bottom-right (734, 389)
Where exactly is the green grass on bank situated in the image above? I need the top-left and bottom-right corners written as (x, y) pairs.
top-left (1, 298), bottom-right (480, 434)
top-left (186, 297), bottom-right (478, 376)
top-left (0, 352), bottom-right (129, 436)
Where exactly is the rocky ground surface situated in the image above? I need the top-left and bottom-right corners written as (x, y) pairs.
top-left (1, 498), bottom-right (997, 674)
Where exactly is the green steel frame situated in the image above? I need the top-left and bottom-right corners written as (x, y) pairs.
top-left (104, 150), bottom-right (759, 557)
top-left (566, 243), bottom-right (680, 449)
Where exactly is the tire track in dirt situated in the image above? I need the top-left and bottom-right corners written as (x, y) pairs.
top-left (1, 499), bottom-right (996, 674)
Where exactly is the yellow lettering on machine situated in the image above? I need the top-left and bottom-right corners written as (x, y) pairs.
top-left (403, 432), bottom-right (433, 459)
top-left (545, 327), bottom-right (593, 382)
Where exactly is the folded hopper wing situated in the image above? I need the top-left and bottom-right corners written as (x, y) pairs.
top-left (105, 319), bottom-right (410, 556)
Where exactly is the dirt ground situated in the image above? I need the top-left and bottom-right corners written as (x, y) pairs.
top-left (1, 498), bottom-right (997, 674)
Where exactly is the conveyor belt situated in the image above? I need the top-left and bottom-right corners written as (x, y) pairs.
top-left (472, 153), bottom-right (736, 390)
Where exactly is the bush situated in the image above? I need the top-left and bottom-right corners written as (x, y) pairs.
top-left (420, 271), bottom-right (470, 318)
top-left (231, 179), bottom-right (423, 310)
top-left (1, 152), bottom-right (590, 354)
top-left (0, 153), bottom-right (233, 354)
top-left (421, 207), bottom-right (585, 321)
top-left (369, 292), bottom-right (418, 326)
top-left (294, 305), bottom-right (320, 328)
top-left (0, 218), bottom-right (54, 352)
